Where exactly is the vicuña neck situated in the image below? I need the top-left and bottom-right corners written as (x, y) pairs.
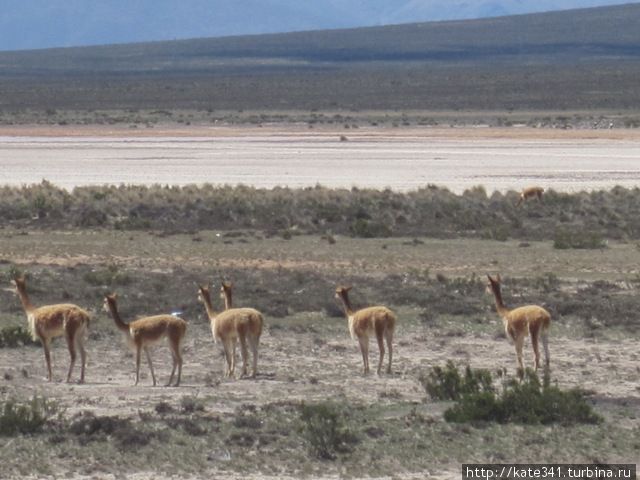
top-left (16, 285), bottom-right (35, 313)
top-left (107, 300), bottom-right (130, 333)
top-left (490, 285), bottom-right (510, 317)
top-left (201, 291), bottom-right (218, 319)
top-left (338, 291), bottom-right (355, 316)
top-left (222, 291), bottom-right (232, 310)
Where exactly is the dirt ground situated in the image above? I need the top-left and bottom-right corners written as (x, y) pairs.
top-left (1, 229), bottom-right (639, 478)
top-left (2, 307), bottom-right (639, 479)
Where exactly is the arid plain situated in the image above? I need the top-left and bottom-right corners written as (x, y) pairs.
top-left (1, 125), bottom-right (639, 479)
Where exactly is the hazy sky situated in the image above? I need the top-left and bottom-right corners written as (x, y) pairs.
top-left (0, 0), bottom-right (634, 51)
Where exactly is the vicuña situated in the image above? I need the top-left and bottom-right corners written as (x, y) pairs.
top-left (335, 285), bottom-right (396, 375)
top-left (103, 293), bottom-right (186, 387)
top-left (486, 274), bottom-right (550, 372)
top-left (516, 186), bottom-right (544, 207)
top-left (198, 283), bottom-right (263, 378)
top-left (13, 275), bottom-right (90, 383)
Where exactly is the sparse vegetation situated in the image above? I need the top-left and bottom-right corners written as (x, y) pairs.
top-left (419, 360), bottom-right (494, 401)
top-left (0, 396), bottom-right (60, 436)
top-left (4, 183), bottom-right (640, 244)
top-left (441, 367), bottom-right (602, 425)
top-left (0, 325), bottom-right (37, 348)
top-left (300, 402), bottom-right (358, 460)
top-left (554, 228), bottom-right (607, 250)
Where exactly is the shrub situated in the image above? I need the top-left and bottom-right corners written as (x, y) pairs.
top-left (300, 402), bottom-right (357, 460)
top-left (444, 369), bottom-right (601, 425)
top-left (553, 229), bottom-right (606, 249)
top-left (0, 396), bottom-right (60, 436)
top-left (70, 411), bottom-right (158, 449)
top-left (350, 218), bottom-right (392, 238)
top-left (0, 325), bottom-right (38, 348)
top-left (419, 361), bottom-right (494, 401)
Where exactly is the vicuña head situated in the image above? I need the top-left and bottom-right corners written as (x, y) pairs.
top-left (197, 281), bottom-right (263, 379)
top-left (334, 285), bottom-right (396, 375)
top-left (103, 293), bottom-right (186, 387)
top-left (12, 275), bottom-right (90, 383)
top-left (486, 274), bottom-right (551, 373)
top-left (516, 186), bottom-right (544, 207)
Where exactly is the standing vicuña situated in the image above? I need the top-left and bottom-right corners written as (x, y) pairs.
top-left (197, 283), bottom-right (263, 378)
top-left (13, 276), bottom-right (90, 383)
top-left (334, 286), bottom-right (396, 375)
top-left (516, 186), bottom-right (544, 207)
top-left (486, 274), bottom-right (550, 372)
top-left (103, 294), bottom-right (186, 387)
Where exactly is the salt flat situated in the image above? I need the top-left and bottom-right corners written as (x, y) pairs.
top-left (1, 127), bottom-right (639, 192)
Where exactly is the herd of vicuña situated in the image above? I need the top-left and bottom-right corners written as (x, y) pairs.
top-left (9, 183), bottom-right (552, 386)
top-left (10, 273), bottom-right (550, 386)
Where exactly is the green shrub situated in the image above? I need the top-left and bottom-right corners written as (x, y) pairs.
top-left (0, 396), bottom-right (60, 436)
top-left (444, 369), bottom-right (601, 425)
top-left (350, 218), bottom-right (392, 238)
top-left (0, 325), bottom-right (38, 348)
top-left (554, 229), bottom-right (606, 249)
top-left (419, 361), bottom-right (494, 401)
top-left (300, 402), bottom-right (357, 460)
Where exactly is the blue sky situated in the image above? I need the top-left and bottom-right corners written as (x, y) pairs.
top-left (0, 0), bottom-right (634, 51)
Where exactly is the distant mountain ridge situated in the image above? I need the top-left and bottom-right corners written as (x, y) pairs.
top-left (1, 2), bottom-right (639, 74)
top-left (0, 0), bottom-right (634, 51)
top-left (1, 3), bottom-right (639, 113)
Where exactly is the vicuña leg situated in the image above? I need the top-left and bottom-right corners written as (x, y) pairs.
top-left (65, 328), bottom-right (77, 383)
top-left (77, 333), bottom-right (87, 384)
top-left (249, 336), bottom-right (259, 378)
top-left (541, 332), bottom-right (550, 368)
top-left (42, 337), bottom-right (53, 382)
top-left (134, 346), bottom-right (142, 385)
top-left (358, 336), bottom-right (370, 374)
top-left (529, 325), bottom-right (541, 371)
top-left (375, 327), bottom-right (385, 375)
top-left (145, 347), bottom-right (157, 386)
top-left (515, 336), bottom-right (525, 372)
top-left (167, 349), bottom-right (177, 387)
top-left (385, 330), bottom-right (393, 374)
top-left (238, 334), bottom-right (249, 378)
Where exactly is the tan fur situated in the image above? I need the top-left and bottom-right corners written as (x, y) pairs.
top-left (335, 286), bottom-right (396, 375)
top-left (198, 283), bottom-right (263, 378)
top-left (103, 294), bottom-right (186, 387)
top-left (13, 276), bottom-right (90, 383)
top-left (487, 274), bottom-right (551, 372)
top-left (516, 186), bottom-right (544, 207)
